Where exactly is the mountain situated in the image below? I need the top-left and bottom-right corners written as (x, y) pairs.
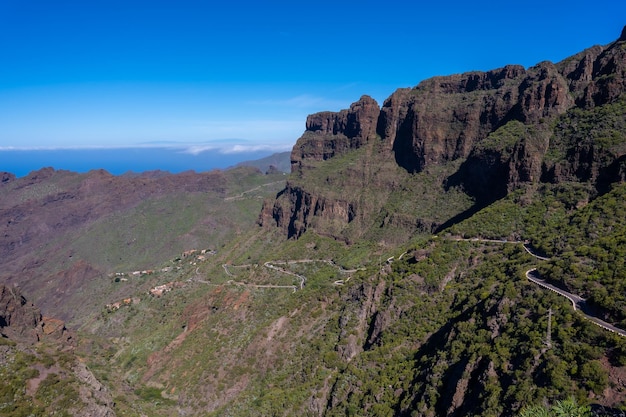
top-left (234, 151), bottom-right (292, 173)
top-left (261, 26), bottom-right (626, 243)
top-left (0, 166), bottom-right (286, 325)
top-left (4, 27), bottom-right (626, 417)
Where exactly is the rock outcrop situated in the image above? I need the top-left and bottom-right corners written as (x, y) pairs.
top-left (0, 284), bottom-right (41, 342)
top-left (1, 172), bottom-right (15, 183)
top-left (0, 284), bottom-right (73, 344)
top-left (291, 95), bottom-right (380, 173)
top-left (73, 361), bottom-right (116, 417)
top-left (262, 183), bottom-right (357, 239)
top-left (0, 284), bottom-right (114, 416)
top-left (262, 27), bottom-right (626, 239)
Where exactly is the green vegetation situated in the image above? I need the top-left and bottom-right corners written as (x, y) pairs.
top-left (546, 96), bottom-right (626, 164)
top-left (535, 183), bottom-right (626, 325)
top-left (519, 397), bottom-right (591, 417)
top-left (75, 104), bottom-right (626, 415)
top-left (0, 345), bottom-right (82, 416)
top-left (477, 120), bottom-right (536, 154)
top-left (448, 179), bottom-right (626, 326)
top-left (77, 211), bottom-right (626, 416)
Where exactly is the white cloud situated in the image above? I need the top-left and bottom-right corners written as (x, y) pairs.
top-left (0, 140), bottom-right (294, 155)
top-left (180, 142), bottom-right (292, 156)
top-left (221, 143), bottom-right (293, 154)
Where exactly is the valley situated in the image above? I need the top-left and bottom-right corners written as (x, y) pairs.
top-left (3, 27), bottom-right (626, 417)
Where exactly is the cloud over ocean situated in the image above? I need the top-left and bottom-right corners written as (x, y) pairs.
top-left (0, 143), bottom-right (292, 178)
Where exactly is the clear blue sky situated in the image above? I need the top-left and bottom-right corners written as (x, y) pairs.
top-left (0, 0), bottom-right (624, 151)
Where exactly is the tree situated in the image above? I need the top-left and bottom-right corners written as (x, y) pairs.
top-left (519, 397), bottom-right (591, 417)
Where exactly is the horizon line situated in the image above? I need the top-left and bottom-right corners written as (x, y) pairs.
top-left (0, 142), bottom-right (294, 154)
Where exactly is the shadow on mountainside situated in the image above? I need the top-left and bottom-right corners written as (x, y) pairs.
top-left (429, 150), bottom-right (510, 233)
top-left (434, 203), bottom-right (492, 234)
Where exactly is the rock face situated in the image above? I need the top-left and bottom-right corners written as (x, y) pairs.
top-left (291, 95), bottom-right (380, 172)
top-left (1, 172), bottom-right (15, 183)
top-left (263, 183), bottom-right (358, 239)
top-left (262, 27), bottom-right (626, 239)
top-left (73, 361), bottom-right (116, 417)
top-left (0, 284), bottom-right (41, 342)
top-left (0, 284), bottom-right (114, 416)
top-left (0, 284), bottom-right (72, 344)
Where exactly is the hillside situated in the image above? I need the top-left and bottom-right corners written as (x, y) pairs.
top-left (0, 284), bottom-right (115, 416)
top-left (0, 166), bottom-right (286, 325)
top-left (4, 27), bottom-right (626, 417)
top-left (235, 151), bottom-right (292, 173)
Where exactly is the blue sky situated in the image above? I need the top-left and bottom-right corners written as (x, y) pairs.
top-left (0, 0), bottom-right (625, 152)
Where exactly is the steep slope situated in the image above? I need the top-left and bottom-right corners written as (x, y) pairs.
top-left (88, 212), bottom-right (626, 416)
top-left (70, 28), bottom-right (626, 417)
top-left (0, 284), bottom-right (115, 416)
top-left (261, 27), bottom-right (626, 241)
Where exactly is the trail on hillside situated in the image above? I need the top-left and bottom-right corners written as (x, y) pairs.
top-left (224, 180), bottom-right (285, 201)
top-left (222, 258), bottom-right (366, 290)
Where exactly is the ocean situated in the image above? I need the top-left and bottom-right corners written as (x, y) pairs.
top-left (0, 148), bottom-right (284, 178)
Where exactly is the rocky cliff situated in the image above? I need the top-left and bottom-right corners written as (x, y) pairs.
top-left (261, 27), bottom-right (626, 240)
top-left (291, 95), bottom-right (380, 173)
top-left (0, 284), bottom-right (73, 344)
top-left (0, 284), bottom-right (43, 343)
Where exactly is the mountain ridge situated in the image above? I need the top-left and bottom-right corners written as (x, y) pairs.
top-left (261, 29), bottom-right (626, 242)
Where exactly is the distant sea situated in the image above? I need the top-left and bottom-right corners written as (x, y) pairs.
top-left (0, 148), bottom-right (285, 178)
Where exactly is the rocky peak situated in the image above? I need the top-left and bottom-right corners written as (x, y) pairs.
top-left (1, 172), bottom-right (15, 184)
top-left (305, 95), bottom-right (379, 140)
top-left (558, 45), bottom-right (605, 99)
top-left (515, 61), bottom-right (574, 122)
top-left (291, 95), bottom-right (380, 173)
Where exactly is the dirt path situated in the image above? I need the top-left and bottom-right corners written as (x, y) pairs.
top-left (224, 181), bottom-right (285, 201)
top-left (222, 258), bottom-right (364, 291)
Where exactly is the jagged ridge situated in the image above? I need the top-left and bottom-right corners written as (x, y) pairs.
top-left (261, 28), bottom-right (626, 240)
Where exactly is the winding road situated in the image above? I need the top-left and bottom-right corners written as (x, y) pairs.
top-left (450, 237), bottom-right (626, 337)
top-left (525, 268), bottom-right (626, 337)
top-left (263, 261), bottom-right (306, 290)
top-left (525, 268), bottom-right (585, 310)
top-left (222, 237), bottom-right (626, 336)
top-left (221, 259), bottom-right (364, 290)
